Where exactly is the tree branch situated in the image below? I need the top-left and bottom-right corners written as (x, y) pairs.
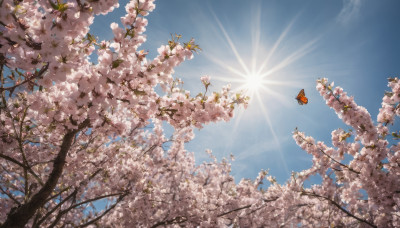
top-left (217, 204), bottom-right (252, 218)
top-left (0, 119), bottom-right (90, 228)
top-left (0, 185), bottom-right (21, 206)
top-left (151, 216), bottom-right (188, 228)
top-left (34, 169), bottom-right (106, 227)
top-left (0, 153), bottom-right (44, 186)
top-left (0, 63), bottom-right (49, 95)
top-left (297, 133), bottom-right (360, 175)
top-left (77, 191), bottom-right (129, 228)
top-left (301, 191), bottom-right (377, 228)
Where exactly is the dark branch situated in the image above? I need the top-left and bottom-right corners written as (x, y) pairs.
top-left (0, 185), bottom-right (21, 206)
top-left (0, 119), bottom-right (90, 228)
top-left (0, 63), bottom-right (49, 95)
top-left (77, 191), bottom-right (129, 228)
top-left (0, 153), bottom-right (44, 186)
top-left (151, 216), bottom-right (188, 228)
top-left (217, 204), bottom-right (252, 218)
top-left (301, 191), bottom-right (377, 228)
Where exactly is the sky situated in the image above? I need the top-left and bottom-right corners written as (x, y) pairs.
top-left (91, 0), bottom-right (400, 185)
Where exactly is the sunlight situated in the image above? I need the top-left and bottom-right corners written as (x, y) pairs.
top-left (207, 10), bottom-right (316, 105)
top-left (204, 6), bottom-right (318, 176)
top-left (243, 73), bottom-right (263, 92)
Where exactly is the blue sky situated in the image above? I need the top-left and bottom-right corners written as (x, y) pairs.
top-left (91, 0), bottom-right (400, 184)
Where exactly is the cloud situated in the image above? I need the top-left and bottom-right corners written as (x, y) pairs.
top-left (336, 0), bottom-right (362, 24)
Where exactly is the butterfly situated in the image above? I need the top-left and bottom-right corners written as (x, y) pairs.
top-left (295, 89), bottom-right (308, 105)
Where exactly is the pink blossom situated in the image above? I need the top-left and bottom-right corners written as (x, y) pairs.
top-left (1, 0), bottom-right (399, 227)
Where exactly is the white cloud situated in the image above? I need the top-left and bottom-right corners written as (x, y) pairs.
top-left (337, 0), bottom-right (362, 24)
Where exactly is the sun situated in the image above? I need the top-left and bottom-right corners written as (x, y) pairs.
top-left (194, 5), bottom-right (319, 178)
top-left (244, 73), bottom-right (263, 92)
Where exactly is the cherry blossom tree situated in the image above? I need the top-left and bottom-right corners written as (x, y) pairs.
top-left (1, 0), bottom-right (399, 227)
top-left (0, 0), bottom-right (251, 226)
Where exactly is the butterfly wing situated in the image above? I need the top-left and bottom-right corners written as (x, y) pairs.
top-left (296, 89), bottom-right (308, 105)
top-left (299, 96), bottom-right (308, 105)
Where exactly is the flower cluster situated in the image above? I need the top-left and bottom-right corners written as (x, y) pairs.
top-left (290, 78), bottom-right (400, 227)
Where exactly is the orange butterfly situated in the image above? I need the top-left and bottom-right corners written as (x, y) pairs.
top-left (295, 89), bottom-right (308, 105)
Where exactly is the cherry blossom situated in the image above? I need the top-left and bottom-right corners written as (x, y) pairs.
top-left (290, 78), bottom-right (400, 227)
top-left (0, 0), bottom-right (249, 226)
top-left (1, 0), bottom-right (399, 227)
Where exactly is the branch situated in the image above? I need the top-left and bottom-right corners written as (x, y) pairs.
top-left (217, 204), bottom-right (252, 218)
top-left (0, 119), bottom-right (90, 228)
top-left (0, 63), bottom-right (49, 95)
top-left (77, 191), bottom-right (129, 228)
top-left (151, 216), bottom-right (188, 228)
top-left (0, 185), bottom-right (21, 206)
top-left (35, 169), bottom-right (108, 227)
top-left (18, 106), bottom-right (31, 198)
top-left (45, 186), bottom-right (71, 203)
top-left (301, 191), bottom-right (377, 228)
top-left (317, 146), bottom-right (360, 174)
top-left (69, 192), bottom-right (125, 211)
top-left (1, 60), bottom-right (7, 110)
top-left (297, 133), bottom-right (360, 174)
top-left (33, 188), bottom-right (78, 228)
top-left (0, 153), bottom-right (44, 186)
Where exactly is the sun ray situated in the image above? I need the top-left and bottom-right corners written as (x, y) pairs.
top-left (257, 16), bottom-right (298, 76)
top-left (207, 12), bottom-right (318, 106)
top-left (212, 76), bottom-right (247, 83)
top-left (204, 54), bottom-right (246, 78)
top-left (257, 79), bottom-right (305, 87)
top-left (250, 2), bottom-right (262, 75)
top-left (258, 86), bottom-right (292, 107)
top-left (255, 92), bottom-right (290, 175)
top-left (260, 37), bottom-right (319, 78)
top-left (203, 9), bottom-right (315, 178)
top-left (211, 11), bottom-right (251, 76)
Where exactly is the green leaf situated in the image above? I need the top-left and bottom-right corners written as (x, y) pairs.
top-left (48, 0), bottom-right (58, 10)
top-left (48, 0), bottom-right (69, 13)
top-left (343, 105), bottom-right (351, 112)
top-left (125, 28), bottom-right (135, 38)
top-left (87, 33), bottom-right (96, 43)
top-left (385, 91), bottom-right (394, 97)
top-left (111, 59), bottom-right (124, 69)
top-left (184, 38), bottom-right (201, 53)
top-left (58, 3), bottom-right (68, 12)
